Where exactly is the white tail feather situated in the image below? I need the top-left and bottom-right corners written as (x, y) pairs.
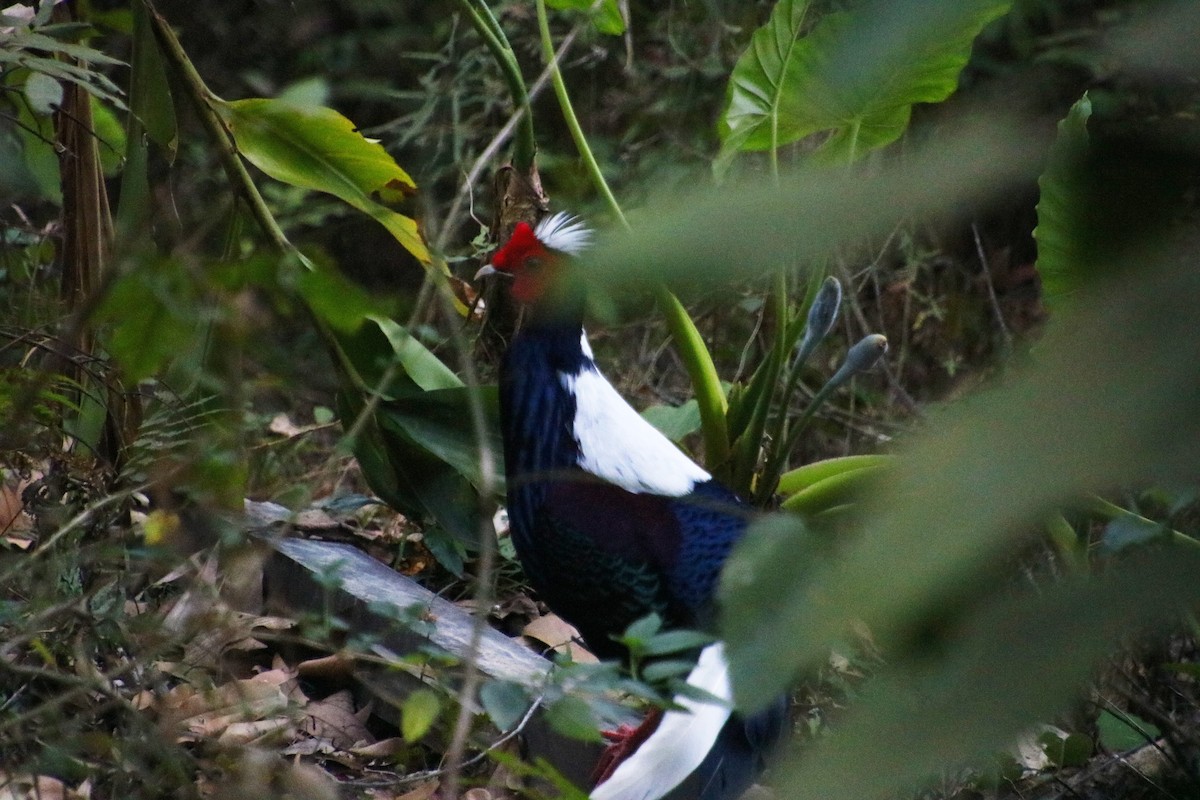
top-left (591, 643), bottom-right (734, 800)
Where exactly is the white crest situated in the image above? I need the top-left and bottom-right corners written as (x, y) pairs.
top-left (535, 212), bottom-right (592, 255)
top-left (591, 643), bottom-right (734, 800)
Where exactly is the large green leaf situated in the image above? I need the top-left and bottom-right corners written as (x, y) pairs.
top-left (376, 387), bottom-right (503, 493)
top-left (716, 0), bottom-right (814, 164)
top-left (717, 0), bottom-right (1011, 168)
top-left (546, 0), bottom-right (625, 35)
top-left (1033, 93), bottom-right (1091, 307)
top-left (214, 97), bottom-right (431, 266)
top-left (336, 315), bottom-right (463, 396)
top-left (336, 389), bottom-right (482, 574)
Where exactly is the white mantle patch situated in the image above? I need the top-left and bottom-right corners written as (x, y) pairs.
top-left (562, 359), bottom-right (709, 497)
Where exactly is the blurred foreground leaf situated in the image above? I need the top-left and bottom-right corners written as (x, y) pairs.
top-left (723, 235), bottom-right (1200, 711)
top-left (585, 119), bottom-right (1040, 293)
top-left (770, 547), bottom-right (1200, 800)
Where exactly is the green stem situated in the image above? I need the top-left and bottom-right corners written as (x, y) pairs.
top-left (845, 119), bottom-right (861, 166)
top-left (1081, 496), bottom-right (1200, 552)
top-left (534, 0), bottom-right (624, 226)
top-left (534, 0), bottom-right (731, 473)
top-left (731, 271), bottom-right (788, 492)
top-left (145, 1), bottom-right (289, 254)
top-left (147, 0), bottom-right (419, 486)
top-left (755, 378), bottom-right (837, 505)
top-left (456, 0), bottom-right (536, 171)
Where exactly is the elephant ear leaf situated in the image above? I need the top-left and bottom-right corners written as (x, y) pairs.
top-left (717, 0), bottom-right (1011, 173)
top-left (1034, 93), bottom-right (1092, 308)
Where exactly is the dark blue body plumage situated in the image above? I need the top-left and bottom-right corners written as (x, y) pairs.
top-left (499, 321), bottom-right (749, 657)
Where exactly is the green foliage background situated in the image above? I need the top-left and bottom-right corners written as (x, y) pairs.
top-left (0, 0), bottom-right (1198, 798)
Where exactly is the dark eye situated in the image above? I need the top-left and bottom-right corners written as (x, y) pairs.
top-left (523, 257), bottom-right (544, 272)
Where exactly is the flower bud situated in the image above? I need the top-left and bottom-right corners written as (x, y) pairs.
top-left (796, 276), bottom-right (842, 362)
top-left (827, 334), bottom-right (888, 389)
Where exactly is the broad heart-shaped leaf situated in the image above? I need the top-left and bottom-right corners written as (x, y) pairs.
top-left (716, 0), bottom-right (814, 166)
top-left (546, 0), bottom-right (625, 35)
top-left (214, 97), bottom-right (431, 266)
top-left (717, 0), bottom-right (1011, 168)
top-left (1033, 93), bottom-right (1091, 307)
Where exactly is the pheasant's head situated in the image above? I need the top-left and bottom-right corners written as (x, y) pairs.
top-left (475, 212), bottom-right (592, 305)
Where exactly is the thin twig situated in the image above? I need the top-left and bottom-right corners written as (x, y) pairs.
top-left (432, 267), bottom-right (500, 799)
top-left (434, 23), bottom-right (583, 255)
top-left (345, 693), bottom-right (544, 789)
top-left (971, 222), bottom-right (1013, 354)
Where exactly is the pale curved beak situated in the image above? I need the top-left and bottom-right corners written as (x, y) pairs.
top-left (474, 264), bottom-right (499, 281)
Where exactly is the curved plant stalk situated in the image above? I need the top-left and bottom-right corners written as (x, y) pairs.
top-left (455, 0), bottom-right (536, 172)
top-left (145, 3), bottom-right (290, 254)
top-left (534, 0), bottom-right (731, 475)
top-left (755, 334), bottom-right (888, 504)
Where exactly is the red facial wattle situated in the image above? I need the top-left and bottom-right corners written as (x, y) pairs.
top-left (490, 221), bottom-right (554, 304)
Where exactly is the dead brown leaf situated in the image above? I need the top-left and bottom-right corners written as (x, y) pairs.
top-left (0, 773), bottom-right (89, 800)
top-left (297, 652), bottom-right (355, 682)
top-left (302, 689), bottom-right (373, 749)
top-left (158, 667), bottom-right (301, 743)
top-left (268, 413), bottom-right (304, 438)
top-left (217, 717), bottom-right (294, 746)
top-left (350, 737), bottom-right (405, 759)
top-left (181, 610), bottom-right (296, 673)
top-left (0, 480), bottom-right (32, 536)
top-left (394, 781), bottom-right (439, 800)
top-left (522, 614), bottom-right (596, 664)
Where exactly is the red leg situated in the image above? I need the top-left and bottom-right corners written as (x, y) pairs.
top-left (591, 708), bottom-right (665, 787)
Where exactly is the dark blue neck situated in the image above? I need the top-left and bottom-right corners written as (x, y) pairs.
top-left (498, 317), bottom-right (591, 485)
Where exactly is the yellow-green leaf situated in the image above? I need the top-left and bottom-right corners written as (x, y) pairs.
top-left (214, 97), bottom-right (431, 266)
top-left (401, 688), bottom-right (441, 743)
